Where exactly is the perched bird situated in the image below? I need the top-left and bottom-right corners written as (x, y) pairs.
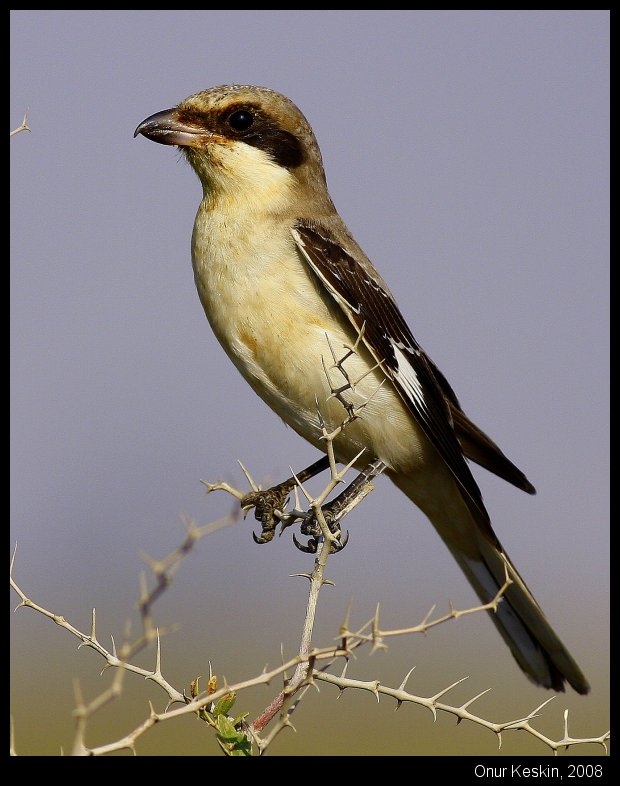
top-left (135, 85), bottom-right (589, 694)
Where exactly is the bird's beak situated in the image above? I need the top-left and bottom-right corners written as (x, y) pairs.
top-left (134, 108), bottom-right (205, 147)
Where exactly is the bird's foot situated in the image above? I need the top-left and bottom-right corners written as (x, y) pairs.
top-left (292, 505), bottom-right (349, 554)
top-left (240, 456), bottom-right (383, 554)
top-left (242, 483), bottom-right (294, 545)
top-left (241, 457), bottom-right (330, 545)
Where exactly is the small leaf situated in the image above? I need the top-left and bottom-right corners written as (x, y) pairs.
top-left (189, 676), bottom-right (201, 698)
top-left (213, 691), bottom-right (236, 717)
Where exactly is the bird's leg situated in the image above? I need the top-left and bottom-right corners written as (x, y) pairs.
top-left (245, 331), bottom-right (386, 548)
top-left (242, 456), bottom-right (330, 544)
top-left (293, 458), bottom-right (386, 554)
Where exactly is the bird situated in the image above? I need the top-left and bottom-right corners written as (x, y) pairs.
top-left (135, 84), bottom-right (589, 695)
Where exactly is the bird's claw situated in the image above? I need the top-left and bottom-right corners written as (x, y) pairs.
top-left (252, 529), bottom-right (275, 545)
top-left (242, 485), bottom-right (292, 545)
top-left (292, 533), bottom-right (319, 553)
top-left (293, 508), bottom-right (350, 554)
top-left (241, 457), bottom-right (361, 554)
top-left (292, 529), bottom-right (349, 554)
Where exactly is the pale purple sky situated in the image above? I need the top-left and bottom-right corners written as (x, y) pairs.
top-left (10, 11), bottom-right (609, 756)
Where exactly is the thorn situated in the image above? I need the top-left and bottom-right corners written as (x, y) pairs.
top-left (371, 602), bottom-right (381, 639)
top-left (320, 354), bottom-right (333, 387)
top-left (10, 110), bottom-right (31, 136)
top-left (460, 687), bottom-right (492, 710)
top-left (323, 334), bottom-right (337, 364)
top-left (527, 696), bottom-right (556, 721)
top-left (398, 667), bottom-right (416, 691)
top-left (339, 601), bottom-right (352, 640)
top-left (340, 447), bottom-right (367, 478)
top-left (290, 468), bottom-right (313, 503)
top-left (139, 570), bottom-right (148, 601)
top-left (314, 396), bottom-right (326, 428)
top-left (154, 629), bottom-right (162, 674)
top-left (430, 676), bottom-right (469, 701)
top-left (238, 460), bottom-right (259, 492)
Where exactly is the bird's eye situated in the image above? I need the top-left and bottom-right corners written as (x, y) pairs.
top-left (227, 109), bottom-right (254, 132)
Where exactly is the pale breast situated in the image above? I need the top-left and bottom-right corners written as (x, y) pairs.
top-left (191, 201), bottom-right (433, 475)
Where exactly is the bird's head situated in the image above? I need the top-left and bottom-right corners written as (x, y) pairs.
top-left (135, 85), bottom-right (330, 208)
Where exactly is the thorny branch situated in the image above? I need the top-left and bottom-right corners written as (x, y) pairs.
top-left (9, 332), bottom-right (609, 756)
top-left (11, 111), bottom-right (31, 136)
top-left (10, 543), bottom-right (609, 756)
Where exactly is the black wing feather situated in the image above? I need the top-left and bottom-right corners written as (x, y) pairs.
top-left (292, 221), bottom-right (493, 532)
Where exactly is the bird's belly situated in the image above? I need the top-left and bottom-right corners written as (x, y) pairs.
top-left (192, 225), bottom-right (432, 474)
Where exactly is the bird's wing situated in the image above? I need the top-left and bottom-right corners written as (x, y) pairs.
top-left (423, 354), bottom-right (536, 495)
top-left (292, 220), bottom-right (497, 538)
top-left (449, 405), bottom-right (536, 494)
top-left (293, 221), bottom-right (535, 498)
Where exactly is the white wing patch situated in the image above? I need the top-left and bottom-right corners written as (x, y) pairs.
top-left (392, 344), bottom-right (427, 414)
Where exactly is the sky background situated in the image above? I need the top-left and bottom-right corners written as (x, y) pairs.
top-left (10, 11), bottom-right (609, 758)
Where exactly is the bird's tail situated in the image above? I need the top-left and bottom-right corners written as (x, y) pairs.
top-left (392, 471), bottom-right (589, 694)
top-left (445, 532), bottom-right (590, 694)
